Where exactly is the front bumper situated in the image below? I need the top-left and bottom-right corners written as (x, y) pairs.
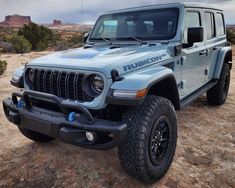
top-left (2, 90), bottom-right (127, 150)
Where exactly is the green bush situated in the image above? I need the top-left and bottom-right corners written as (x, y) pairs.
top-left (18, 23), bottom-right (54, 51)
top-left (226, 28), bottom-right (235, 44)
top-left (35, 40), bottom-right (47, 51)
top-left (0, 60), bottom-right (7, 75)
top-left (54, 40), bottom-right (71, 51)
top-left (11, 35), bottom-right (31, 53)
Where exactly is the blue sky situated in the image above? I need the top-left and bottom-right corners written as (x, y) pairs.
top-left (0, 0), bottom-right (234, 24)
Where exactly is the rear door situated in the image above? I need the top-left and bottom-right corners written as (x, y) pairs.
top-left (204, 11), bottom-right (226, 82)
top-left (181, 9), bottom-right (206, 97)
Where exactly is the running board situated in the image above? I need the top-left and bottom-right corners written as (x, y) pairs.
top-left (180, 80), bottom-right (218, 108)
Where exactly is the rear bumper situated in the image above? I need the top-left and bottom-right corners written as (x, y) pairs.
top-left (2, 91), bottom-right (127, 150)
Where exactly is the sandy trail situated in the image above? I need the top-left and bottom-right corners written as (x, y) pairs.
top-left (0, 48), bottom-right (234, 188)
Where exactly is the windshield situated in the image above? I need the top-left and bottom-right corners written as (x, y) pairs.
top-left (90, 8), bottom-right (179, 42)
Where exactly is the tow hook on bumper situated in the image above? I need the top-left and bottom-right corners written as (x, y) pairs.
top-left (2, 90), bottom-right (127, 150)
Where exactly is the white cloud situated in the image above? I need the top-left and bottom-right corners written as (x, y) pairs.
top-left (0, 0), bottom-right (234, 24)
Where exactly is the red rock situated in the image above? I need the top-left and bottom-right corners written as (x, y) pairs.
top-left (52, 19), bottom-right (62, 26)
top-left (0, 14), bottom-right (31, 27)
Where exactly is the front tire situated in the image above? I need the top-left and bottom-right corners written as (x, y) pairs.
top-left (19, 127), bottom-right (55, 143)
top-left (207, 63), bottom-right (231, 105)
top-left (118, 96), bottom-right (177, 184)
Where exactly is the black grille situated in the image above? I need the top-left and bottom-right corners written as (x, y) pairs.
top-left (31, 69), bottom-right (94, 102)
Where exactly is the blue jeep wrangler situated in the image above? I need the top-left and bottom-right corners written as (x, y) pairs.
top-left (3, 2), bottom-right (232, 183)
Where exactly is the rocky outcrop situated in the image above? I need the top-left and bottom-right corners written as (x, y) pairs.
top-left (52, 19), bottom-right (62, 26)
top-left (0, 15), bottom-right (31, 27)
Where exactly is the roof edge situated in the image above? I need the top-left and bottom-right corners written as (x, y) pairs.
top-left (105, 2), bottom-right (223, 14)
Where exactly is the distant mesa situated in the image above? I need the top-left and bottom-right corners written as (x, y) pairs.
top-left (52, 19), bottom-right (62, 26)
top-left (0, 14), bottom-right (31, 27)
top-left (227, 24), bottom-right (235, 28)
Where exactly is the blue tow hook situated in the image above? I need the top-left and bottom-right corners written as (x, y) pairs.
top-left (17, 99), bottom-right (24, 108)
top-left (68, 112), bottom-right (76, 122)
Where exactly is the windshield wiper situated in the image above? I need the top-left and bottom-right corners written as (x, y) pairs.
top-left (117, 37), bottom-right (147, 45)
top-left (90, 37), bottom-right (112, 45)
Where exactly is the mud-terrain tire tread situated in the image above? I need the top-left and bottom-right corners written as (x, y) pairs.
top-left (207, 63), bottom-right (230, 105)
top-left (118, 96), bottom-right (177, 184)
top-left (19, 127), bottom-right (54, 143)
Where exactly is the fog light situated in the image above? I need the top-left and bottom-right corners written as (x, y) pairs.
top-left (86, 132), bottom-right (94, 142)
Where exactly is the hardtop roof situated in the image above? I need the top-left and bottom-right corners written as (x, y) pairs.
top-left (105, 2), bottom-right (223, 14)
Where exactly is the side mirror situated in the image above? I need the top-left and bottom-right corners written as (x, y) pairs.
top-left (187, 27), bottom-right (204, 47)
top-left (83, 32), bottom-right (90, 43)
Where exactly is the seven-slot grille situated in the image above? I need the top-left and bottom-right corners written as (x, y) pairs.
top-left (31, 69), bottom-right (94, 102)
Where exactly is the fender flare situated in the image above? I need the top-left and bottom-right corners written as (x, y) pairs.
top-left (111, 66), bottom-right (173, 90)
top-left (213, 46), bottom-right (232, 79)
top-left (110, 66), bottom-right (180, 109)
top-left (147, 74), bottom-right (180, 110)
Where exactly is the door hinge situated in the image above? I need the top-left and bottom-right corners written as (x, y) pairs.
top-left (178, 81), bottom-right (185, 89)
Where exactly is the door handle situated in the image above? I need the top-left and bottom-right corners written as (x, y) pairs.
top-left (213, 46), bottom-right (219, 50)
top-left (199, 50), bottom-right (208, 56)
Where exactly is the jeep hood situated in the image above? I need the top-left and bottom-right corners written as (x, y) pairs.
top-left (28, 45), bottom-right (171, 78)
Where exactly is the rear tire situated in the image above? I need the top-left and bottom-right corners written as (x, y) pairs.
top-left (19, 127), bottom-right (54, 143)
top-left (207, 63), bottom-right (230, 105)
top-left (118, 96), bottom-right (177, 184)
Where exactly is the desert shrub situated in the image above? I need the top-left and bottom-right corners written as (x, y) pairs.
top-left (0, 41), bottom-right (14, 53)
top-left (54, 40), bottom-right (71, 51)
top-left (226, 28), bottom-right (235, 44)
top-left (18, 23), bottom-right (54, 51)
top-left (2, 35), bottom-right (13, 43)
top-left (68, 34), bottom-right (83, 44)
top-left (11, 35), bottom-right (31, 53)
top-left (0, 60), bottom-right (7, 75)
top-left (35, 40), bottom-right (47, 51)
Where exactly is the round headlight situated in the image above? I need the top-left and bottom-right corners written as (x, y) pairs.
top-left (90, 74), bottom-right (104, 94)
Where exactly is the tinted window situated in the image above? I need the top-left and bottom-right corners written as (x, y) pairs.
top-left (215, 13), bottom-right (225, 36)
top-left (90, 8), bottom-right (179, 41)
top-left (185, 12), bottom-right (201, 29)
top-left (205, 12), bottom-right (215, 40)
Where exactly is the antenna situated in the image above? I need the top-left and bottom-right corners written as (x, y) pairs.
top-left (81, 0), bottom-right (83, 24)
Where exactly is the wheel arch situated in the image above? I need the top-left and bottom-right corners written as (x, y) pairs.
top-left (148, 75), bottom-right (180, 110)
top-left (213, 47), bottom-right (232, 79)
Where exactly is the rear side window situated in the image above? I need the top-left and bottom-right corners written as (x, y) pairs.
top-left (204, 12), bottom-right (216, 40)
top-left (215, 13), bottom-right (225, 36)
top-left (184, 12), bottom-right (201, 29)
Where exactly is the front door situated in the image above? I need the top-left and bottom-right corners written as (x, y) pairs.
top-left (181, 10), bottom-right (206, 98)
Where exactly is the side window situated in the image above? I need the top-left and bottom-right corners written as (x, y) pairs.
top-left (215, 13), bottom-right (225, 36)
top-left (204, 12), bottom-right (216, 40)
top-left (144, 21), bottom-right (154, 34)
top-left (184, 11), bottom-right (201, 29)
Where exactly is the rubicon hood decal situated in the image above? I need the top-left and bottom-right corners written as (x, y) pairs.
top-left (123, 54), bottom-right (167, 71)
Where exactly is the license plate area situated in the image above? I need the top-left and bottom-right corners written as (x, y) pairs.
top-left (21, 115), bottom-right (52, 135)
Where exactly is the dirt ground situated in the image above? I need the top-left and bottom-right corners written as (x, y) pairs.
top-left (0, 48), bottom-right (234, 188)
